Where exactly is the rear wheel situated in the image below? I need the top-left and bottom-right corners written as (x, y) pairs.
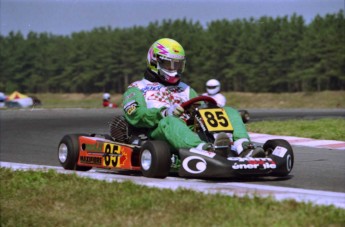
top-left (264, 139), bottom-right (294, 177)
top-left (140, 141), bottom-right (171, 178)
top-left (58, 134), bottom-right (92, 171)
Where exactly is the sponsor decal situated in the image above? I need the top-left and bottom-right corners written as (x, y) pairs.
top-left (84, 142), bottom-right (103, 152)
top-left (232, 163), bottom-right (260, 169)
top-left (189, 148), bottom-right (216, 158)
top-left (172, 47), bottom-right (179, 53)
top-left (182, 156), bottom-right (207, 174)
top-left (80, 156), bottom-right (102, 165)
top-left (124, 100), bottom-right (138, 115)
top-left (141, 85), bottom-right (162, 95)
top-left (227, 157), bottom-right (276, 170)
top-left (232, 162), bottom-right (276, 170)
top-left (228, 157), bottom-right (273, 162)
top-left (272, 146), bottom-right (288, 158)
top-left (195, 115), bottom-right (207, 132)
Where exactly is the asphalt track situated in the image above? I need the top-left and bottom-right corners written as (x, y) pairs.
top-left (1, 108), bottom-right (344, 198)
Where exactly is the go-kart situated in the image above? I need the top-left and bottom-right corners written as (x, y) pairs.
top-left (58, 96), bottom-right (294, 179)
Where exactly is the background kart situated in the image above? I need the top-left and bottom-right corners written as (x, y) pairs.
top-left (58, 96), bottom-right (294, 179)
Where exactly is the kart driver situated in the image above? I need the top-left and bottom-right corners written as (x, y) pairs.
top-left (122, 38), bottom-right (264, 157)
top-left (103, 93), bottom-right (117, 108)
top-left (202, 79), bottom-right (226, 107)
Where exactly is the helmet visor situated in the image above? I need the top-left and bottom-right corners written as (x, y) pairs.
top-left (157, 56), bottom-right (185, 73)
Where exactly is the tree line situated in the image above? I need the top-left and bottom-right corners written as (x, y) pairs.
top-left (0, 10), bottom-right (344, 94)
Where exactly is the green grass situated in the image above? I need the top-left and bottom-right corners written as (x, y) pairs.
top-left (226, 91), bottom-right (345, 109)
top-left (1, 168), bottom-right (344, 227)
top-left (31, 93), bottom-right (122, 108)
top-left (28, 91), bottom-right (345, 109)
top-left (247, 118), bottom-right (345, 141)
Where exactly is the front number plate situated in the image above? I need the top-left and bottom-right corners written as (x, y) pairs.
top-left (199, 108), bottom-right (234, 132)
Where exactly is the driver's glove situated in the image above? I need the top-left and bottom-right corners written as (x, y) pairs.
top-left (162, 104), bottom-right (184, 117)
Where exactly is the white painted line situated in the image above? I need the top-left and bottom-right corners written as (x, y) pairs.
top-left (249, 133), bottom-right (345, 150)
top-left (1, 162), bottom-right (344, 209)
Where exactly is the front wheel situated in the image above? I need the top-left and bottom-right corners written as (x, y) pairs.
top-left (140, 141), bottom-right (171, 178)
top-left (264, 139), bottom-right (294, 177)
top-left (58, 134), bottom-right (92, 171)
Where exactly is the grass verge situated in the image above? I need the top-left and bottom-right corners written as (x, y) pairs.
top-left (28, 91), bottom-right (345, 109)
top-left (247, 118), bottom-right (345, 141)
top-left (1, 168), bottom-right (344, 227)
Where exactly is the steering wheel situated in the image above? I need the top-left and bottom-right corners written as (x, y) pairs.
top-left (181, 96), bottom-right (218, 110)
top-left (179, 96), bottom-right (218, 127)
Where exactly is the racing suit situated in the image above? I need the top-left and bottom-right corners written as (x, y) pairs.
top-left (202, 92), bottom-right (227, 107)
top-left (122, 70), bottom-right (250, 151)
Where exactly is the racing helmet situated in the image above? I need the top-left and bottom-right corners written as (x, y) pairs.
top-left (103, 93), bottom-right (110, 100)
top-left (0, 92), bottom-right (5, 102)
top-left (147, 38), bottom-right (186, 85)
top-left (206, 79), bottom-right (221, 95)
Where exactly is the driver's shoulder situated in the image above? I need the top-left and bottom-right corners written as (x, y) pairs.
top-left (128, 79), bottom-right (146, 88)
top-left (177, 81), bottom-right (191, 89)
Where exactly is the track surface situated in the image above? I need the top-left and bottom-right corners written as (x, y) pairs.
top-left (1, 108), bottom-right (344, 194)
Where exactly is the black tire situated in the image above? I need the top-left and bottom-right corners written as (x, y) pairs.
top-left (263, 139), bottom-right (294, 177)
top-left (140, 140), bottom-right (171, 178)
top-left (58, 134), bottom-right (92, 171)
top-left (239, 110), bottom-right (250, 123)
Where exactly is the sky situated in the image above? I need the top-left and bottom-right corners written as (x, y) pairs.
top-left (1, 0), bottom-right (344, 36)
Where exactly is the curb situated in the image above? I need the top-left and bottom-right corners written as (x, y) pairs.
top-left (249, 132), bottom-right (345, 150)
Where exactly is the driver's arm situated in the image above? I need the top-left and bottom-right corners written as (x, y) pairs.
top-left (189, 88), bottom-right (198, 99)
top-left (122, 87), bottom-right (164, 128)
